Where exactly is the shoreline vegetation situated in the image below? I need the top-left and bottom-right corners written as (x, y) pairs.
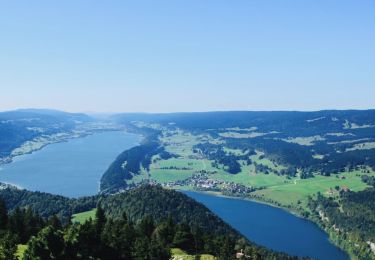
top-left (177, 188), bottom-right (352, 258)
top-left (174, 176), bottom-right (373, 259)
top-left (177, 188), bottom-right (302, 218)
top-left (0, 185), bottom-right (299, 260)
top-left (0, 131), bottom-right (93, 165)
top-left (0, 123), bottom-right (128, 166)
top-left (176, 181), bottom-right (374, 259)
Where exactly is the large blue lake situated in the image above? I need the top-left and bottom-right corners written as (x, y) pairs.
top-left (183, 191), bottom-right (349, 260)
top-left (0, 131), bottom-right (140, 197)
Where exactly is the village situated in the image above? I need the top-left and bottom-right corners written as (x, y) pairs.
top-left (163, 173), bottom-right (256, 196)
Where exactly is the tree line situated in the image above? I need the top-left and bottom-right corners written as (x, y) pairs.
top-left (0, 185), bottom-right (301, 260)
top-left (307, 188), bottom-right (375, 258)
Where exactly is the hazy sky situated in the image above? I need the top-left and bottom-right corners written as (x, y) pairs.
top-left (0, 1), bottom-right (374, 113)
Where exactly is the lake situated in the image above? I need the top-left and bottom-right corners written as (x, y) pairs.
top-left (183, 191), bottom-right (349, 260)
top-left (0, 131), bottom-right (140, 197)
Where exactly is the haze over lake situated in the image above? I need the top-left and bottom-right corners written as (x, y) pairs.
top-left (0, 131), bottom-right (140, 197)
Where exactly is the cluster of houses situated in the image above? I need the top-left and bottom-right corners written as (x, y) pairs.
top-left (236, 249), bottom-right (251, 259)
top-left (163, 173), bottom-right (255, 195)
top-left (326, 185), bottom-right (351, 196)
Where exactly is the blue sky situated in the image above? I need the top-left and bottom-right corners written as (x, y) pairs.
top-left (0, 1), bottom-right (374, 113)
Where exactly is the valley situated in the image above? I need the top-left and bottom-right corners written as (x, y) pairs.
top-left (122, 123), bottom-right (375, 215)
top-left (1, 1), bottom-right (374, 259)
top-left (1, 109), bottom-right (375, 259)
top-left (104, 110), bottom-right (375, 259)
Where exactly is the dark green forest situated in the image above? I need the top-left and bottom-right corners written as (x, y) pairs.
top-left (113, 110), bottom-right (375, 174)
top-left (308, 188), bottom-right (375, 258)
top-left (0, 185), bottom-right (301, 259)
top-left (0, 188), bottom-right (97, 224)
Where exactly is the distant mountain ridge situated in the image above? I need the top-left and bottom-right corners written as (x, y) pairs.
top-left (112, 109), bottom-right (375, 131)
top-left (111, 109), bottom-right (375, 175)
top-left (0, 109), bottom-right (92, 160)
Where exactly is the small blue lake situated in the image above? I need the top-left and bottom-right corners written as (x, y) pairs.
top-left (183, 191), bottom-right (349, 260)
top-left (0, 131), bottom-right (140, 197)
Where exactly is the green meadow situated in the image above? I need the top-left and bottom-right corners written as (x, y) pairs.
top-left (71, 209), bottom-right (96, 224)
top-left (171, 248), bottom-right (215, 260)
top-left (138, 129), bottom-right (375, 213)
top-left (253, 171), bottom-right (373, 208)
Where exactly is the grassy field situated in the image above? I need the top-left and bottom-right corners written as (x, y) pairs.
top-left (250, 151), bottom-right (286, 172)
top-left (128, 166), bottom-right (150, 184)
top-left (154, 157), bottom-right (204, 169)
top-left (252, 170), bottom-right (374, 208)
top-left (281, 135), bottom-right (325, 146)
top-left (160, 130), bottom-right (202, 157)
top-left (218, 131), bottom-right (267, 138)
top-left (71, 209), bottom-right (96, 224)
top-left (209, 150), bottom-right (289, 187)
top-left (152, 131), bottom-right (289, 185)
top-left (223, 147), bottom-right (246, 156)
top-left (150, 158), bottom-right (220, 183)
top-left (150, 158), bottom-right (198, 182)
top-left (171, 248), bottom-right (215, 260)
top-left (150, 130), bottom-right (221, 183)
top-left (151, 169), bottom-right (195, 182)
top-left (212, 168), bottom-right (291, 187)
top-left (140, 129), bottom-right (375, 213)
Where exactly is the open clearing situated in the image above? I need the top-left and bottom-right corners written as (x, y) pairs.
top-left (253, 171), bottom-right (374, 208)
top-left (281, 135), bottom-right (325, 146)
top-left (171, 248), bottom-right (215, 260)
top-left (219, 131), bottom-right (267, 138)
top-left (346, 142), bottom-right (375, 151)
top-left (71, 209), bottom-right (96, 224)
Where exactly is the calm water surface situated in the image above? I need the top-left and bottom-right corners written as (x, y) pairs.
top-left (183, 191), bottom-right (348, 260)
top-left (0, 131), bottom-right (140, 197)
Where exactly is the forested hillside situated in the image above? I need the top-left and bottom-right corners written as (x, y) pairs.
top-left (0, 185), bottom-right (301, 259)
top-left (100, 185), bottom-right (238, 237)
top-left (0, 187), bottom-right (97, 223)
top-left (308, 188), bottom-right (375, 259)
top-left (100, 142), bottom-right (160, 193)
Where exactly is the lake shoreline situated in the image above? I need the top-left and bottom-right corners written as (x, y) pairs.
top-left (177, 188), bottom-right (302, 218)
top-left (0, 128), bottom-right (137, 166)
top-left (0, 131), bottom-right (141, 197)
top-left (178, 188), bottom-right (350, 259)
top-left (0, 132), bottom-right (93, 165)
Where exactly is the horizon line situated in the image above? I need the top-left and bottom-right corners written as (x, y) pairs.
top-left (1, 107), bottom-right (375, 115)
